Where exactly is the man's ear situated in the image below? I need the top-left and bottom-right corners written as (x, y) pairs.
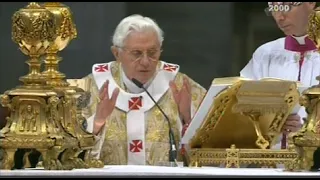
top-left (111, 46), bottom-right (120, 61)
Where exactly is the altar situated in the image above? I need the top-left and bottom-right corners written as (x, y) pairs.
top-left (1, 166), bottom-right (319, 177)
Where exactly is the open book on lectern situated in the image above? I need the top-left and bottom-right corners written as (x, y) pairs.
top-left (180, 76), bottom-right (308, 149)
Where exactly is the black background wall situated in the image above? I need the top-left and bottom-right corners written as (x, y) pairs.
top-left (0, 2), bottom-right (278, 93)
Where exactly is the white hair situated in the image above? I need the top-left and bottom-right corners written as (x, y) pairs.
top-left (112, 14), bottom-right (164, 48)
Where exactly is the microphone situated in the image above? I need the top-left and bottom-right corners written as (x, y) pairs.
top-left (131, 78), bottom-right (178, 164)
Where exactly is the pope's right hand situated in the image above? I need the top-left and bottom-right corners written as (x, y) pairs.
top-left (93, 80), bottom-right (119, 135)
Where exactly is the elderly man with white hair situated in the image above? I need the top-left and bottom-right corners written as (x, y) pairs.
top-left (80, 14), bottom-right (206, 166)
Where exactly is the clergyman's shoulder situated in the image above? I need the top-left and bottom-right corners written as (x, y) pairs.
top-left (255, 37), bottom-right (286, 54)
top-left (82, 73), bottom-right (94, 81)
top-left (83, 61), bottom-right (117, 79)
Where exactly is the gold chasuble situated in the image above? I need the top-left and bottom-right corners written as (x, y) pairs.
top-left (81, 61), bottom-right (206, 165)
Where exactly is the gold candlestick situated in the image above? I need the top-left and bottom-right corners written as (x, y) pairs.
top-left (41, 2), bottom-right (77, 88)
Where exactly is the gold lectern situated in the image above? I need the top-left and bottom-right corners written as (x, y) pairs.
top-left (182, 78), bottom-right (303, 170)
top-left (0, 2), bottom-right (103, 170)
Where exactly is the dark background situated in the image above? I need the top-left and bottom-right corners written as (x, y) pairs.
top-left (0, 2), bottom-right (319, 170)
top-left (0, 2), bottom-right (283, 93)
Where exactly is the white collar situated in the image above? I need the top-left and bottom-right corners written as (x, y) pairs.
top-left (291, 34), bottom-right (308, 45)
top-left (120, 65), bottom-right (155, 94)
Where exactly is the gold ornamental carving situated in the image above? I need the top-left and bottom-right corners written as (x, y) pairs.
top-left (185, 78), bottom-right (301, 170)
top-left (308, 7), bottom-right (320, 50)
top-left (12, 2), bottom-right (56, 86)
top-left (285, 6), bottom-right (320, 171)
top-left (0, 2), bottom-right (103, 170)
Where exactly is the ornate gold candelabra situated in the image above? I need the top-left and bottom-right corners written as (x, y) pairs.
top-left (288, 7), bottom-right (320, 171)
top-left (41, 2), bottom-right (103, 169)
top-left (0, 2), bottom-right (103, 170)
top-left (41, 2), bottom-right (77, 87)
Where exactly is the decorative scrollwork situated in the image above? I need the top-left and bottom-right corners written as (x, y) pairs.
top-left (12, 9), bottom-right (56, 47)
top-left (60, 9), bottom-right (77, 40)
top-left (307, 8), bottom-right (320, 49)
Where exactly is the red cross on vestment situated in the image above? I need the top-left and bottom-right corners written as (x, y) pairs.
top-left (163, 64), bottom-right (178, 72)
top-left (128, 97), bottom-right (142, 110)
top-left (94, 64), bottom-right (108, 72)
top-left (129, 139), bottom-right (143, 153)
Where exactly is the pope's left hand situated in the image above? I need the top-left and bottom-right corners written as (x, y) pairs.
top-left (316, 122), bottom-right (320, 134)
top-left (170, 76), bottom-right (192, 124)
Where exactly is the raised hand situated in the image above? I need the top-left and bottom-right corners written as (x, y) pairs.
top-left (169, 76), bottom-right (192, 124)
top-left (93, 80), bottom-right (120, 134)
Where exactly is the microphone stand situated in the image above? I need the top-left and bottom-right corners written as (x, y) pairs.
top-left (131, 78), bottom-right (178, 166)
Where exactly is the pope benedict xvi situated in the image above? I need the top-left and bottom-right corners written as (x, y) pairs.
top-left (80, 14), bottom-right (207, 166)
